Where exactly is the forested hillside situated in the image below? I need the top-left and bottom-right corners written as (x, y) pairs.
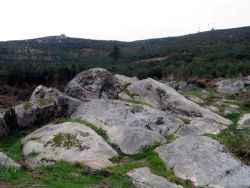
top-left (0, 26), bottom-right (250, 87)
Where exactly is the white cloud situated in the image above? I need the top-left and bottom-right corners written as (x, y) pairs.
top-left (0, 0), bottom-right (249, 41)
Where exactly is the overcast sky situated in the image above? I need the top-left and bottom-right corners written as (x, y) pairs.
top-left (0, 0), bottom-right (250, 41)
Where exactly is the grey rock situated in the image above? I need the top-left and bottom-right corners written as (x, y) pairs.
top-left (118, 92), bottom-right (133, 102)
top-left (155, 136), bottom-right (250, 187)
top-left (177, 118), bottom-right (226, 136)
top-left (127, 167), bottom-right (183, 188)
top-left (71, 99), bottom-right (184, 154)
top-left (0, 151), bottom-right (20, 169)
top-left (186, 95), bottom-right (204, 104)
top-left (31, 85), bottom-right (81, 117)
top-left (238, 113), bottom-right (250, 129)
top-left (166, 81), bottom-right (199, 90)
top-left (178, 82), bottom-right (198, 90)
top-left (0, 112), bottom-right (9, 137)
top-left (4, 99), bottom-right (56, 129)
top-left (166, 81), bottom-right (178, 90)
top-left (204, 106), bottom-right (220, 113)
top-left (224, 107), bottom-right (240, 116)
top-left (114, 74), bottom-right (138, 88)
top-left (21, 122), bottom-right (118, 169)
top-left (217, 79), bottom-right (245, 94)
top-left (127, 78), bottom-right (231, 126)
top-left (65, 68), bottom-right (122, 100)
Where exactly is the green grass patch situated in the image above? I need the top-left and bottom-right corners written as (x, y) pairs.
top-left (0, 129), bottom-right (33, 162)
top-left (53, 118), bottom-right (108, 141)
top-left (208, 124), bottom-right (250, 165)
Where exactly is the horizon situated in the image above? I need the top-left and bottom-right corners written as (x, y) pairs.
top-left (1, 0), bottom-right (250, 42)
top-left (1, 25), bottom-right (250, 43)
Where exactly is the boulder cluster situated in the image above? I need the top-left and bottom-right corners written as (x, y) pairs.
top-left (0, 68), bottom-right (249, 187)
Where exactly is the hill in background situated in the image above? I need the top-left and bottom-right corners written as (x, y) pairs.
top-left (0, 26), bottom-right (250, 88)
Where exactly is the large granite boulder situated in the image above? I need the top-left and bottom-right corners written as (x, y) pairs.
top-left (155, 136), bottom-right (250, 187)
top-left (217, 79), bottom-right (245, 94)
top-left (126, 78), bottom-right (231, 126)
top-left (71, 99), bottom-right (184, 154)
top-left (0, 151), bottom-right (20, 169)
top-left (31, 85), bottom-right (81, 117)
top-left (65, 68), bottom-right (122, 100)
top-left (4, 99), bottom-right (56, 129)
top-left (4, 85), bottom-right (82, 130)
top-left (238, 113), bottom-right (250, 129)
top-left (21, 122), bottom-right (118, 170)
top-left (127, 167), bottom-right (183, 188)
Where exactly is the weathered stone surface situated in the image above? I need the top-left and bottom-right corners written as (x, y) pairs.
top-left (118, 92), bottom-right (133, 102)
top-left (176, 118), bottom-right (226, 136)
top-left (224, 107), bottom-right (240, 116)
top-left (65, 68), bottom-right (121, 100)
top-left (4, 99), bottom-right (56, 129)
top-left (155, 136), bottom-right (250, 187)
top-left (71, 99), bottom-right (184, 154)
top-left (31, 85), bottom-right (81, 117)
top-left (114, 74), bottom-right (138, 87)
top-left (127, 78), bottom-right (231, 126)
top-left (0, 151), bottom-right (20, 169)
top-left (186, 95), bottom-right (204, 104)
top-left (0, 112), bottom-right (9, 137)
top-left (238, 113), bottom-right (250, 129)
top-left (204, 106), bottom-right (220, 113)
top-left (127, 167), bottom-right (183, 188)
top-left (217, 79), bottom-right (245, 94)
top-left (21, 122), bottom-right (118, 169)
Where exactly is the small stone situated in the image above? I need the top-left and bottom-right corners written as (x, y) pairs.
top-left (238, 113), bottom-right (250, 129)
top-left (224, 107), bottom-right (240, 116)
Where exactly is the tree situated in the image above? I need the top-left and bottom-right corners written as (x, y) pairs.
top-left (110, 45), bottom-right (121, 60)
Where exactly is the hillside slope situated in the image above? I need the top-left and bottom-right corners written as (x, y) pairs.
top-left (0, 26), bottom-right (250, 87)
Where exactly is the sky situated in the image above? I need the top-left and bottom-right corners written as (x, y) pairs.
top-left (0, 0), bottom-right (250, 41)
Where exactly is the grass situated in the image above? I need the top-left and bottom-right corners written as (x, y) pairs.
top-left (53, 118), bottom-right (108, 141)
top-left (108, 146), bottom-right (195, 188)
top-left (207, 110), bottom-right (250, 165)
top-left (0, 130), bottom-right (31, 162)
top-left (0, 117), bottom-right (196, 188)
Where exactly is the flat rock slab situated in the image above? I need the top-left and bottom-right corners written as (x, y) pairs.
top-left (0, 151), bottom-right (20, 169)
top-left (155, 136), bottom-right (250, 187)
top-left (127, 78), bottom-right (231, 126)
top-left (176, 118), bottom-right (226, 136)
top-left (71, 99), bottom-right (184, 154)
top-left (127, 167), bottom-right (183, 188)
top-left (21, 122), bottom-right (118, 170)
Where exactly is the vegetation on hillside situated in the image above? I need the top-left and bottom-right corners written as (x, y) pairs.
top-left (0, 26), bottom-right (250, 88)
